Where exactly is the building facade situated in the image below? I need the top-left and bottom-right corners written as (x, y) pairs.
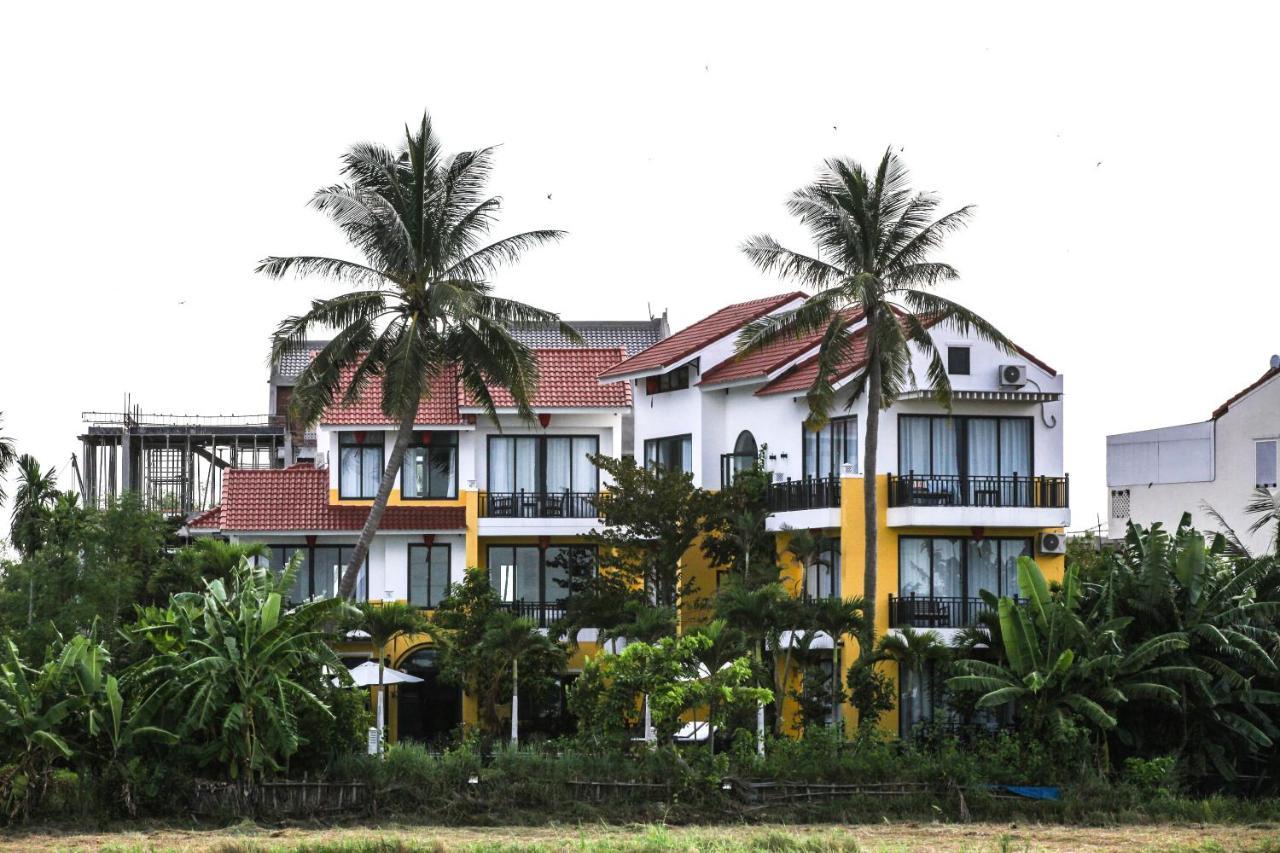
top-left (1107, 357), bottom-right (1280, 553)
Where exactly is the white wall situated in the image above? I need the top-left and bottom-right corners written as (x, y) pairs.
top-left (1108, 373), bottom-right (1279, 550)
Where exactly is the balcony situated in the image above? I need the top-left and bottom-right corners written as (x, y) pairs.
top-left (479, 491), bottom-right (602, 519)
top-left (885, 473), bottom-right (1070, 529)
top-left (766, 476), bottom-right (842, 512)
top-left (499, 600), bottom-right (568, 628)
top-left (888, 593), bottom-right (1014, 629)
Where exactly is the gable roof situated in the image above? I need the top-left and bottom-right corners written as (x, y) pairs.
top-left (321, 349), bottom-right (631, 425)
top-left (598, 292), bottom-right (805, 380)
top-left (698, 308), bottom-right (866, 388)
top-left (508, 319), bottom-right (667, 355)
top-left (188, 464), bottom-right (466, 533)
top-left (1213, 363), bottom-right (1280, 419)
top-left (460, 348), bottom-right (631, 410)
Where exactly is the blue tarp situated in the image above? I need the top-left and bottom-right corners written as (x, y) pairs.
top-left (998, 785), bottom-right (1061, 801)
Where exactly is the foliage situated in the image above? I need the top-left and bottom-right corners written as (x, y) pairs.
top-left (260, 112), bottom-right (572, 599)
top-left (699, 461), bottom-right (777, 588)
top-left (153, 539), bottom-right (268, 605)
top-left (481, 610), bottom-right (566, 742)
top-left (127, 557), bottom-right (352, 781)
top-left (0, 412), bottom-right (16, 508)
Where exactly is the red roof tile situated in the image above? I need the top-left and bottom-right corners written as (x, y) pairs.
top-left (699, 308), bottom-right (865, 387)
top-left (461, 348), bottom-right (631, 409)
top-left (599, 292), bottom-right (806, 380)
top-left (322, 365), bottom-right (464, 425)
top-left (1213, 364), bottom-right (1280, 419)
top-left (191, 465), bottom-right (465, 532)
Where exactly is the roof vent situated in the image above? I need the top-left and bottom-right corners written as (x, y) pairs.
top-left (1271, 354), bottom-right (1280, 370)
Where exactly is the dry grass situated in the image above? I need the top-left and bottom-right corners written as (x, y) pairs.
top-left (1, 822), bottom-right (1278, 852)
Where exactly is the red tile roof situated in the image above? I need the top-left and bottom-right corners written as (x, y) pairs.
top-left (322, 349), bottom-right (631, 424)
top-left (322, 365), bottom-right (464, 425)
top-left (699, 308), bottom-right (865, 387)
top-left (599, 292), bottom-right (806, 380)
top-left (461, 348), bottom-right (631, 409)
top-left (188, 464), bottom-right (466, 532)
top-left (1213, 364), bottom-right (1280, 419)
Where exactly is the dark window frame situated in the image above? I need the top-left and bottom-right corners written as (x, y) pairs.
top-left (804, 536), bottom-right (841, 600)
top-left (338, 432), bottom-right (385, 499)
top-left (401, 431), bottom-right (460, 500)
top-left (896, 414), bottom-right (1036, 479)
top-left (897, 535), bottom-right (1033, 601)
top-left (720, 430), bottom-right (758, 486)
top-left (947, 346), bottom-right (971, 376)
top-left (644, 433), bottom-right (694, 474)
top-left (1256, 439), bottom-right (1279, 489)
top-left (485, 434), bottom-right (601, 495)
top-left (486, 543), bottom-right (598, 605)
top-left (264, 543), bottom-right (369, 603)
top-left (407, 543), bottom-right (453, 608)
top-left (802, 415), bottom-right (858, 481)
top-left (644, 364), bottom-right (692, 395)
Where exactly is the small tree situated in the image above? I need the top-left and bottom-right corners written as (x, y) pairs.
top-left (350, 601), bottom-right (429, 739)
top-left (481, 611), bottom-right (565, 745)
top-left (807, 596), bottom-right (866, 727)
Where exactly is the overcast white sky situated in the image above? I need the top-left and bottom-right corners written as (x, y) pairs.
top-left (2, 1), bottom-right (1277, 544)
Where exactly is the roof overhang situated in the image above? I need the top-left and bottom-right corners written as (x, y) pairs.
top-left (897, 390), bottom-right (1062, 403)
top-left (456, 406), bottom-right (626, 416)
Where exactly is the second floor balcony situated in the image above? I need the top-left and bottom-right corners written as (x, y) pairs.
top-left (766, 476), bottom-right (842, 513)
top-left (499, 599), bottom-right (568, 629)
top-left (885, 473), bottom-right (1070, 529)
top-left (888, 593), bottom-right (1018, 629)
top-left (479, 490), bottom-right (602, 519)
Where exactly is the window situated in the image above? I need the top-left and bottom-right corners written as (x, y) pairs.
top-left (402, 432), bottom-right (458, 499)
top-left (1257, 440), bottom-right (1278, 489)
top-left (898, 536), bottom-right (1029, 600)
top-left (898, 415), bottom-right (1033, 478)
top-left (899, 660), bottom-right (944, 735)
top-left (644, 434), bottom-right (693, 474)
top-left (487, 435), bottom-right (599, 494)
top-left (645, 365), bottom-right (691, 395)
top-left (488, 544), bottom-right (596, 604)
top-left (339, 432), bottom-right (384, 499)
top-left (803, 416), bottom-right (857, 480)
top-left (408, 544), bottom-right (451, 608)
top-left (266, 544), bottom-right (367, 603)
top-left (804, 537), bottom-right (840, 599)
top-left (947, 346), bottom-right (971, 376)
top-left (720, 430), bottom-right (758, 486)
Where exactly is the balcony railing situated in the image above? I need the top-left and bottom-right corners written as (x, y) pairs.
top-left (499, 600), bottom-right (568, 628)
top-left (479, 490), bottom-right (602, 519)
top-left (766, 476), bottom-right (842, 513)
top-left (888, 593), bottom-right (1017, 629)
top-left (886, 473), bottom-right (1068, 509)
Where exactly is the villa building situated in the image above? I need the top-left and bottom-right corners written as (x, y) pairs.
top-left (179, 295), bottom-right (1069, 741)
top-left (1107, 357), bottom-right (1280, 554)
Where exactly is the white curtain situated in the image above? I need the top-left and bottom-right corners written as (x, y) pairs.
top-left (967, 539), bottom-right (999, 597)
top-left (836, 417), bottom-right (858, 474)
top-left (1000, 539), bottom-right (1030, 597)
top-left (899, 417), bottom-right (932, 476)
top-left (489, 438), bottom-right (514, 493)
top-left (1000, 420), bottom-right (1032, 477)
top-left (340, 447), bottom-right (362, 495)
top-left (899, 538), bottom-right (932, 597)
top-left (402, 449), bottom-right (424, 497)
top-left (967, 419), bottom-right (999, 477)
top-left (360, 446), bottom-right (381, 497)
top-left (545, 438), bottom-right (571, 493)
top-left (572, 437), bottom-right (598, 492)
top-left (515, 437), bottom-right (538, 492)
top-left (931, 538), bottom-right (963, 597)
top-left (932, 419), bottom-right (959, 476)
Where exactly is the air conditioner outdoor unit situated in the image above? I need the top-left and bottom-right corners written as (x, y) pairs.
top-left (1038, 531), bottom-right (1066, 555)
top-left (999, 364), bottom-right (1028, 387)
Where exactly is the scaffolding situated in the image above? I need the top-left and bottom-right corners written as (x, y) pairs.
top-left (77, 398), bottom-right (286, 518)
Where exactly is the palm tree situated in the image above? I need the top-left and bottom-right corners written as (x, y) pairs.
top-left (807, 596), bottom-right (866, 726)
top-left (0, 413), bottom-right (16, 508)
top-left (737, 150), bottom-right (1014, 648)
top-left (687, 618), bottom-right (749, 753)
top-left (480, 611), bottom-right (564, 745)
top-left (10, 455), bottom-right (59, 626)
top-left (260, 113), bottom-right (575, 600)
top-left (351, 600), bottom-right (430, 738)
top-left (876, 626), bottom-right (950, 731)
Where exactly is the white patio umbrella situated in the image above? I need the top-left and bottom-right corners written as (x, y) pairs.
top-left (335, 661), bottom-right (423, 746)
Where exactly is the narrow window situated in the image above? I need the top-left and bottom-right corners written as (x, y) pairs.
top-left (1257, 440), bottom-right (1278, 488)
top-left (644, 434), bottom-right (693, 474)
top-left (408, 544), bottom-right (452, 608)
top-left (402, 431), bottom-right (458, 499)
top-left (339, 432), bottom-right (384, 499)
top-left (947, 346), bottom-right (971, 376)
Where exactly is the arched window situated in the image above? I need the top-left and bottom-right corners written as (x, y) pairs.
top-left (720, 430), bottom-right (758, 487)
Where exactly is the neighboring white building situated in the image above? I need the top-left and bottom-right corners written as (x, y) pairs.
top-left (1107, 356), bottom-right (1280, 552)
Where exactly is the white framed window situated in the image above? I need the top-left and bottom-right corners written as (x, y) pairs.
top-left (1257, 439), bottom-right (1278, 489)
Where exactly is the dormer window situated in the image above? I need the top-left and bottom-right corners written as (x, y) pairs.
top-left (947, 346), bottom-right (971, 376)
top-left (339, 432), bottom-right (383, 499)
top-left (402, 431), bottom-right (459, 499)
top-left (645, 364), bottom-right (691, 395)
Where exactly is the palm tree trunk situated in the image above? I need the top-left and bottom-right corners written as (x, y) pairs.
top-left (510, 656), bottom-right (519, 747)
top-left (831, 641), bottom-right (840, 728)
top-left (339, 408), bottom-right (417, 600)
top-left (862, 356), bottom-right (882, 653)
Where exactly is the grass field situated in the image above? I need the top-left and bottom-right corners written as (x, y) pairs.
top-left (3, 823), bottom-right (1280, 852)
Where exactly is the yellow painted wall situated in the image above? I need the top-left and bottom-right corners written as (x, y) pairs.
top-left (329, 488), bottom-right (469, 508)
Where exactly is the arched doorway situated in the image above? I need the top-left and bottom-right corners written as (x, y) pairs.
top-left (395, 646), bottom-right (462, 745)
top-left (720, 430), bottom-right (758, 486)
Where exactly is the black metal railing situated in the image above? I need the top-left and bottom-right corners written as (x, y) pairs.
top-left (766, 476), bottom-right (842, 512)
top-left (479, 490), bottom-right (602, 519)
top-left (499, 600), bottom-right (568, 628)
top-left (888, 593), bottom-right (1019, 628)
top-left (886, 473), bottom-right (1068, 509)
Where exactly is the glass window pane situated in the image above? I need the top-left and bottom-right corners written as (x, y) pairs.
top-left (1000, 419), bottom-right (1032, 477)
top-left (931, 538), bottom-right (963, 598)
top-left (545, 438), bottom-right (571, 493)
top-left (490, 438), bottom-right (514, 493)
top-left (429, 445), bottom-right (457, 498)
top-left (515, 438), bottom-right (539, 492)
top-left (314, 547), bottom-right (341, 599)
top-left (680, 436), bottom-right (693, 474)
top-left (967, 539), bottom-right (1000, 597)
top-left (1000, 540), bottom-right (1030, 598)
top-left (516, 547), bottom-right (540, 602)
top-left (967, 419), bottom-right (999, 477)
top-left (899, 538), bottom-right (931, 597)
top-left (804, 428), bottom-right (818, 479)
top-left (836, 417), bottom-right (858, 474)
top-left (340, 447), bottom-right (361, 497)
top-left (489, 546), bottom-right (514, 600)
top-left (932, 419), bottom-right (959, 477)
top-left (429, 546), bottom-right (450, 607)
top-left (544, 546), bottom-right (571, 603)
top-left (818, 426), bottom-right (832, 479)
top-left (1257, 440), bottom-right (1278, 488)
top-left (402, 447), bottom-right (425, 498)
top-left (899, 417), bottom-right (931, 476)
top-left (572, 437), bottom-right (599, 493)
top-left (361, 446), bottom-right (382, 497)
